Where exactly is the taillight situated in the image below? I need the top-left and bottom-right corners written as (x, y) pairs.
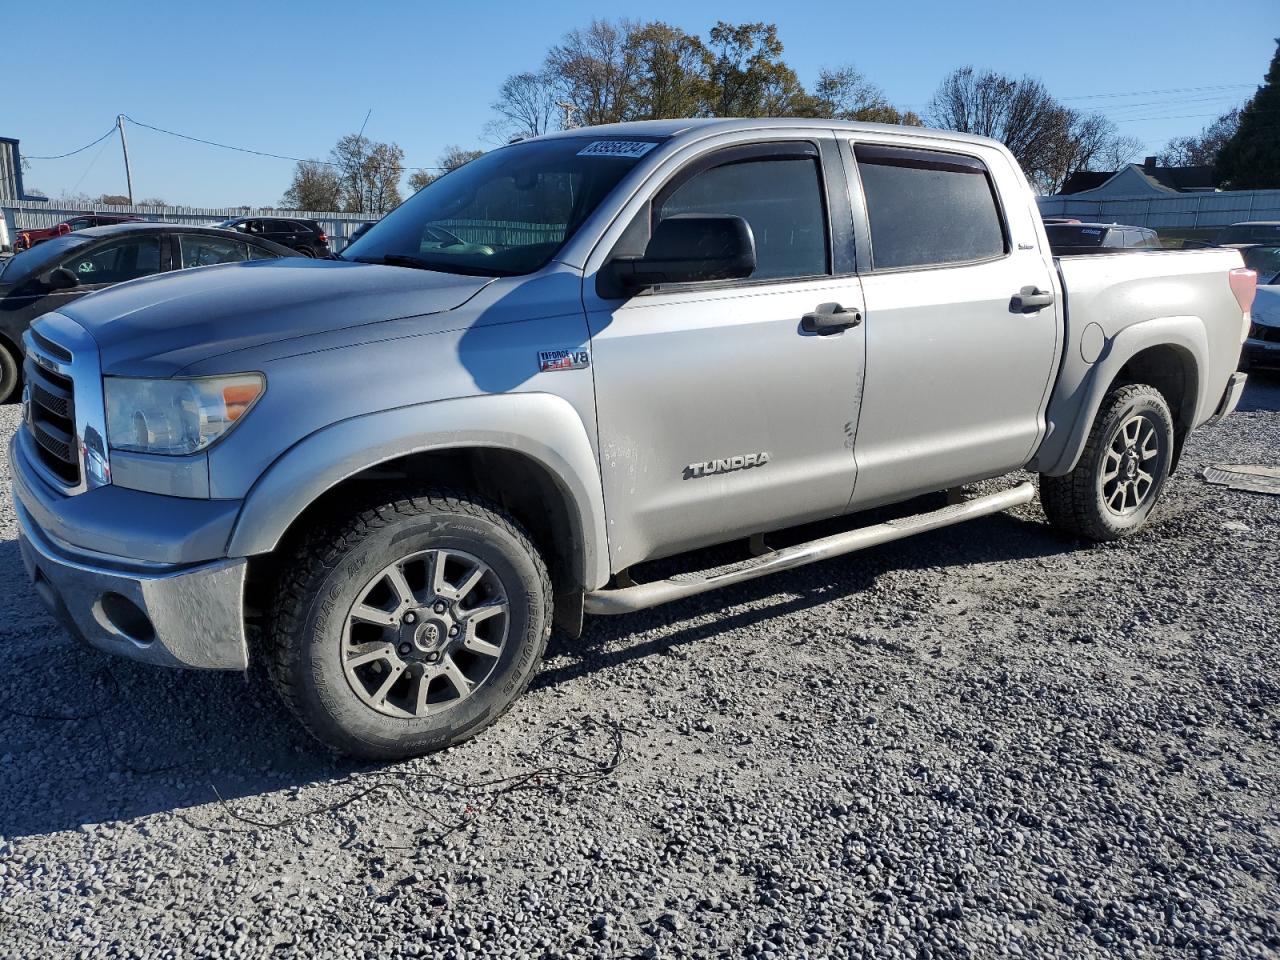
top-left (1229, 267), bottom-right (1257, 313)
top-left (318, 231), bottom-right (328, 244)
top-left (56, 223), bottom-right (70, 235)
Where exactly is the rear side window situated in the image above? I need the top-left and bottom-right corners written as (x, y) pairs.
top-left (63, 236), bottom-right (161, 283)
top-left (179, 234), bottom-right (249, 268)
top-left (855, 144), bottom-right (1006, 270)
top-left (658, 156), bottom-right (829, 282)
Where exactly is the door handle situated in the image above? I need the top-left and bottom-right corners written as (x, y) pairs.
top-left (801, 302), bottom-right (862, 334)
top-left (1011, 286), bottom-right (1054, 313)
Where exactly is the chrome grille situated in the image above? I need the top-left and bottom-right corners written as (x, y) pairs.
top-left (24, 350), bottom-right (81, 486)
top-left (20, 315), bottom-right (108, 496)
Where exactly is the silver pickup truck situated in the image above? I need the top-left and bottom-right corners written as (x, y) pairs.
top-left (10, 119), bottom-right (1254, 759)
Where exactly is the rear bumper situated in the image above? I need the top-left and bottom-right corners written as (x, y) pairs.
top-left (1209, 371), bottom-right (1247, 424)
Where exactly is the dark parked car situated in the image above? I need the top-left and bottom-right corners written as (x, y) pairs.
top-left (215, 217), bottom-right (331, 257)
top-left (1240, 245), bottom-right (1280, 371)
top-left (1044, 222), bottom-right (1161, 255)
top-left (14, 213), bottom-right (144, 251)
top-left (0, 223), bottom-right (298, 402)
top-left (1216, 221), bottom-right (1280, 247)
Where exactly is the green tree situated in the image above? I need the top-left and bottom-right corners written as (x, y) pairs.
top-left (280, 160), bottom-right (343, 211)
top-left (703, 22), bottom-right (807, 117)
top-left (627, 22), bottom-right (708, 120)
top-left (330, 134), bottom-right (405, 214)
top-left (1215, 41), bottom-right (1280, 189)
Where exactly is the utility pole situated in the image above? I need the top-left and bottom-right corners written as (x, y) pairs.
top-left (116, 115), bottom-right (134, 205)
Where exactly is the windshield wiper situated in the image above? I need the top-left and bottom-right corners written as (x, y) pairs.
top-left (349, 253), bottom-right (509, 278)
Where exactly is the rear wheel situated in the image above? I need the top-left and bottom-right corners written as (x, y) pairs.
top-left (0, 341), bottom-right (21, 404)
top-left (268, 488), bottom-right (552, 759)
top-left (1040, 383), bottom-right (1174, 541)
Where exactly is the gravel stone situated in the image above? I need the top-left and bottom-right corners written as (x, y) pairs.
top-left (1, 379), bottom-right (1278, 959)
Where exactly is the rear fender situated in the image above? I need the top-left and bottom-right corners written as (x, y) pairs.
top-left (1031, 316), bottom-right (1205, 477)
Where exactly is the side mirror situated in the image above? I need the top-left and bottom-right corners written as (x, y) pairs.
top-left (606, 215), bottom-right (756, 294)
top-left (45, 267), bottom-right (80, 290)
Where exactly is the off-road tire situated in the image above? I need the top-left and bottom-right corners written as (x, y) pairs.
top-left (267, 488), bottom-right (552, 760)
top-left (0, 341), bottom-right (20, 404)
top-left (1040, 383), bottom-right (1174, 542)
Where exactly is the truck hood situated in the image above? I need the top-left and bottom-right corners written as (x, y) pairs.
top-left (57, 258), bottom-right (492, 376)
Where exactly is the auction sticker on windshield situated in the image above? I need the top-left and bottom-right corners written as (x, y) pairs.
top-left (577, 141), bottom-right (658, 159)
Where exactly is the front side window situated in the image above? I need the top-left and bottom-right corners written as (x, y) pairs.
top-left (63, 236), bottom-right (161, 284)
top-left (248, 244), bottom-right (281, 261)
top-left (657, 155), bottom-right (829, 282)
top-left (180, 234), bottom-right (249, 268)
top-left (344, 136), bottom-right (653, 277)
top-left (855, 144), bottom-right (1006, 270)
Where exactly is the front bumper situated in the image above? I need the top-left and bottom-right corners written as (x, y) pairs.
top-left (10, 436), bottom-right (249, 670)
top-left (15, 499), bottom-right (250, 669)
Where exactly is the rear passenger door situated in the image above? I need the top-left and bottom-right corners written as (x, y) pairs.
top-left (844, 139), bottom-right (1060, 508)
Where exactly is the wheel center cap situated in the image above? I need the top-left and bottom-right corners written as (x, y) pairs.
top-left (1124, 451), bottom-right (1139, 479)
top-left (413, 619), bottom-right (447, 651)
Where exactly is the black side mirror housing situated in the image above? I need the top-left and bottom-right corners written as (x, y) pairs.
top-left (45, 267), bottom-right (80, 290)
top-left (605, 214), bottom-right (756, 295)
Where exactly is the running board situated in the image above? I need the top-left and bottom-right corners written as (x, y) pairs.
top-left (583, 481), bottom-right (1036, 615)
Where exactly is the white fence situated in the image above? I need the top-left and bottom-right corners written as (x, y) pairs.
top-left (0, 200), bottom-right (378, 251)
top-left (1037, 189), bottom-right (1280, 233)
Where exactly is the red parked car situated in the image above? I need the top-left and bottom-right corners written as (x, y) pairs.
top-left (14, 213), bottom-right (144, 251)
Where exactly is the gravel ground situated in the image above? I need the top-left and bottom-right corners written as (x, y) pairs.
top-left (1, 379), bottom-right (1278, 960)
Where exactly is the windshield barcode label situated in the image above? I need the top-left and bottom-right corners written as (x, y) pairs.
top-left (577, 141), bottom-right (658, 159)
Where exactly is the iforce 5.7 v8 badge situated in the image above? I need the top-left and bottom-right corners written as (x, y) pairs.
top-left (538, 348), bottom-right (591, 373)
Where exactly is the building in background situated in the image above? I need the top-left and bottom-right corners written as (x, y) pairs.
top-left (1054, 157), bottom-right (1218, 200)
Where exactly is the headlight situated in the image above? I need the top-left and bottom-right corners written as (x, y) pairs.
top-left (104, 374), bottom-right (265, 456)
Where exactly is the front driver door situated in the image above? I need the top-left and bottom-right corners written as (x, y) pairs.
top-left (584, 137), bottom-right (867, 571)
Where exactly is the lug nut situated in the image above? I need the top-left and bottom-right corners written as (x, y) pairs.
top-left (404, 612), bottom-right (417, 623)
top-left (425, 652), bottom-right (441, 664)
top-left (433, 602), bottom-right (447, 614)
top-left (398, 643), bottom-right (411, 655)
top-left (449, 625), bottom-right (460, 637)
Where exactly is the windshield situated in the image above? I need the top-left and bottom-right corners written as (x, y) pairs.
top-left (342, 136), bottom-right (658, 276)
top-left (1243, 246), bottom-right (1280, 285)
top-left (0, 235), bottom-right (91, 282)
top-left (1045, 224), bottom-right (1108, 248)
top-left (1218, 224), bottom-right (1280, 245)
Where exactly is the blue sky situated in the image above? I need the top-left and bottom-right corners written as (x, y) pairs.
top-left (7, 0), bottom-right (1275, 208)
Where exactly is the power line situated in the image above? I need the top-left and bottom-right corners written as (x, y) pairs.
top-left (1061, 82), bottom-right (1255, 101)
top-left (122, 115), bottom-right (446, 171)
top-left (25, 126), bottom-right (117, 160)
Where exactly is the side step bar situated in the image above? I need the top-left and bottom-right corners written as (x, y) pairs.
top-left (584, 481), bottom-right (1036, 615)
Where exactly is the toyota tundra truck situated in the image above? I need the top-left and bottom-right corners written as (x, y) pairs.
top-left (9, 119), bottom-right (1255, 759)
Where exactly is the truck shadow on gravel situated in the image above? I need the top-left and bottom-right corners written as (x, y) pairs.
top-left (536, 507), bottom-right (1074, 690)
top-left (0, 505), bottom-right (1072, 841)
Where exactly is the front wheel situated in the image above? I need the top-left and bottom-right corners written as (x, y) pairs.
top-left (268, 489), bottom-right (552, 760)
top-left (0, 341), bottom-right (21, 404)
top-left (1040, 383), bottom-right (1174, 542)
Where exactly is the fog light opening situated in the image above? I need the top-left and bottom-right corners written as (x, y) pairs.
top-left (93, 592), bottom-right (156, 646)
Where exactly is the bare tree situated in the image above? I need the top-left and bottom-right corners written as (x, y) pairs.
top-left (280, 160), bottom-right (343, 211)
top-left (808, 65), bottom-right (923, 125)
top-left (408, 146), bottom-right (485, 192)
top-left (929, 67), bottom-right (1142, 193)
top-left (1158, 109), bottom-right (1241, 167)
top-left (546, 19), bottom-right (640, 126)
top-left (364, 142), bottom-right (404, 215)
top-left (490, 70), bottom-right (561, 141)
